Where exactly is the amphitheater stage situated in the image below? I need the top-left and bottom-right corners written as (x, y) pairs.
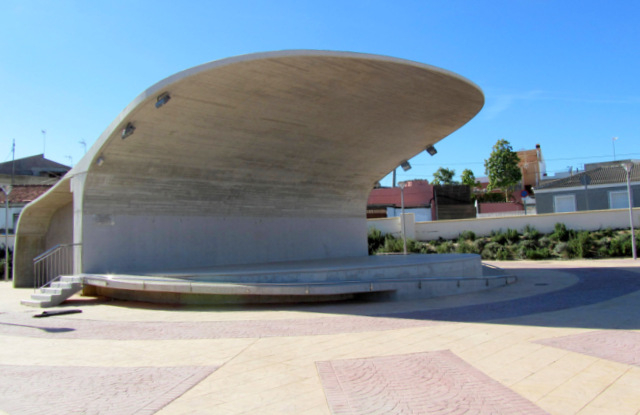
top-left (78, 254), bottom-right (516, 305)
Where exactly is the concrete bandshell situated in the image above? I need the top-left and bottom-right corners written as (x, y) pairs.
top-left (14, 50), bottom-right (484, 287)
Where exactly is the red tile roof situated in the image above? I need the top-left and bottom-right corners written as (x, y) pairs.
top-left (0, 185), bottom-right (52, 204)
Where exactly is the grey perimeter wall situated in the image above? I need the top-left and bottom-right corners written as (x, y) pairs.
top-left (82, 214), bottom-right (367, 274)
top-left (369, 208), bottom-right (640, 241)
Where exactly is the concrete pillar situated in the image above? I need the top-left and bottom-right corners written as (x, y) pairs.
top-left (402, 213), bottom-right (416, 240)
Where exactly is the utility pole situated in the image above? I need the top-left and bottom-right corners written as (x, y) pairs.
top-left (1, 185), bottom-right (11, 281)
top-left (623, 162), bottom-right (636, 260)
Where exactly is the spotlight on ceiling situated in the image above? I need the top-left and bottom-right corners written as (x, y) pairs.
top-left (400, 160), bottom-right (412, 171)
top-left (155, 92), bottom-right (171, 109)
top-left (426, 145), bottom-right (437, 156)
top-left (121, 122), bottom-right (136, 139)
top-left (96, 156), bottom-right (105, 166)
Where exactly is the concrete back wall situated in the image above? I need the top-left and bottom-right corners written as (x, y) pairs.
top-left (83, 215), bottom-right (366, 273)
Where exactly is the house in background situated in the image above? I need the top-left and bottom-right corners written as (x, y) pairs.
top-left (518, 144), bottom-right (546, 189)
top-left (0, 154), bottom-right (71, 180)
top-left (0, 155), bottom-right (70, 245)
top-left (534, 160), bottom-right (639, 214)
top-left (476, 144), bottom-right (545, 201)
top-left (1, 185), bottom-right (54, 236)
top-left (367, 180), bottom-right (433, 221)
top-left (471, 144), bottom-right (544, 216)
top-left (367, 180), bottom-right (476, 221)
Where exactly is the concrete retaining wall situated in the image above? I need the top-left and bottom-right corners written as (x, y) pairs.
top-left (369, 208), bottom-right (640, 241)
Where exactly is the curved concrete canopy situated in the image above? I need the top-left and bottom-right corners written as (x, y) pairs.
top-left (15, 50), bottom-right (484, 286)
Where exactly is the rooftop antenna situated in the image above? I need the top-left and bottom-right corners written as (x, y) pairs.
top-left (41, 130), bottom-right (46, 156)
top-left (79, 139), bottom-right (87, 154)
top-left (65, 155), bottom-right (73, 166)
top-left (11, 139), bottom-right (15, 187)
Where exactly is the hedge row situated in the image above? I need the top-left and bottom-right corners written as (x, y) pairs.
top-left (369, 224), bottom-right (640, 260)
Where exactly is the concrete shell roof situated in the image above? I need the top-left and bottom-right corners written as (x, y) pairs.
top-left (30, 50), bottom-right (485, 218)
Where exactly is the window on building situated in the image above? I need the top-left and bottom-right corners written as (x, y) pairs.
top-left (554, 194), bottom-right (576, 213)
top-left (609, 190), bottom-right (629, 209)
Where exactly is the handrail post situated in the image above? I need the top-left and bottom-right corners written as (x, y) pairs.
top-left (32, 243), bottom-right (81, 291)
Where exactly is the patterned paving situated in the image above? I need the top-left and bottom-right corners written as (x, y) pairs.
top-left (0, 314), bottom-right (443, 340)
top-left (2, 268), bottom-right (640, 341)
top-left (536, 330), bottom-right (640, 367)
top-left (0, 365), bottom-right (218, 415)
top-left (317, 350), bottom-right (548, 415)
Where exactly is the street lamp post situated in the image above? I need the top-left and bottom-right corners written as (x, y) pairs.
top-left (1, 185), bottom-right (12, 280)
top-left (398, 181), bottom-right (407, 255)
top-left (622, 162), bottom-right (636, 260)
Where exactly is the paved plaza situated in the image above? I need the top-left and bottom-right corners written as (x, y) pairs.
top-left (1, 259), bottom-right (640, 414)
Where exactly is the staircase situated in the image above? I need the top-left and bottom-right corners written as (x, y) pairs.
top-left (21, 275), bottom-right (83, 308)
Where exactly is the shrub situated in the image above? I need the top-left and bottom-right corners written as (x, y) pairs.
top-left (523, 225), bottom-right (541, 240)
top-left (600, 227), bottom-right (616, 238)
top-left (436, 241), bottom-right (455, 254)
top-left (537, 236), bottom-right (552, 248)
top-left (567, 231), bottom-right (594, 258)
top-left (407, 239), bottom-right (424, 254)
top-left (551, 223), bottom-right (573, 242)
top-left (491, 230), bottom-right (508, 245)
top-left (495, 246), bottom-right (512, 260)
top-left (524, 247), bottom-right (551, 260)
top-left (381, 236), bottom-right (400, 253)
top-left (472, 239), bottom-right (487, 252)
top-left (456, 241), bottom-right (479, 254)
top-left (367, 228), bottom-right (386, 255)
top-left (459, 230), bottom-right (476, 241)
top-left (420, 243), bottom-right (437, 254)
top-left (505, 228), bottom-right (520, 244)
top-left (0, 246), bottom-right (12, 280)
top-left (608, 233), bottom-right (632, 257)
top-left (553, 242), bottom-right (570, 258)
top-left (481, 242), bottom-right (502, 259)
top-left (517, 240), bottom-right (539, 259)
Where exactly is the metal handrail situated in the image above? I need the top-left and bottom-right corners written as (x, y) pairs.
top-left (33, 243), bottom-right (81, 291)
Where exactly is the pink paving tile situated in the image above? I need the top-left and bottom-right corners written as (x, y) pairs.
top-left (316, 350), bottom-right (548, 415)
top-left (0, 365), bottom-right (217, 415)
top-left (0, 313), bottom-right (443, 340)
top-left (536, 330), bottom-right (640, 366)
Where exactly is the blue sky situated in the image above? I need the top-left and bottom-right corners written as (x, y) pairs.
top-left (1, 1), bottom-right (639, 186)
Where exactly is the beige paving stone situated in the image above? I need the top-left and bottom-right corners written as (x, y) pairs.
top-left (0, 336), bottom-right (253, 367)
top-left (299, 405), bottom-right (332, 415)
top-left (255, 391), bottom-right (329, 415)
top-left (578, 367), bottom-right (640, 415)
top-left (512, 351), bottom-right (599, 402)
top-left (537, 359), bottom-right (630, 414)
top-left (515, 344), bottom-right (572, 373)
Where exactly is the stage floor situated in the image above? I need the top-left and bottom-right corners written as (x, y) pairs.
top-left (80, 254), bottom-right (516, 304)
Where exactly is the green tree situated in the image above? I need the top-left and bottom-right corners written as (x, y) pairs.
top-left (460, 169), bottom-right (480, 189)
top-left (484, 139), bottom-right (522, 201)
top-left (432, 167), bottom-right (457, 185)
